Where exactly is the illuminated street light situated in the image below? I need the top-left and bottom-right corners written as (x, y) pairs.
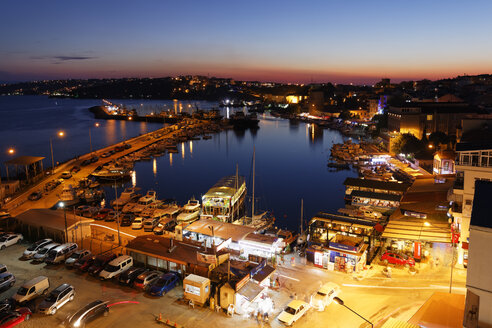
top-left (428, 144), bottom-right (434, 149)
top-left (50, 131), bottom-right (65, 174)
top-left (7, 148), bottom-right (15, 155)
top-left (59, 202), bottom-right (68, 242)
top-left (333, 297), bottom-right (373, 328)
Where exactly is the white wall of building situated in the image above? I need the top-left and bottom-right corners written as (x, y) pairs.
top-left (466, 226), bottom-right (492, 326)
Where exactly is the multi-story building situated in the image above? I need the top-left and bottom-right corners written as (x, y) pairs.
top-left (388, 101), bottom-right (481, 138)
top-left (463, 180), bottom-right (492, 327)
top-left (449, 121), bottom-right (492, 266)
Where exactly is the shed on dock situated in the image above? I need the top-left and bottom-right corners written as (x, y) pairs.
top-left (4, 156), bottom-right (45, 184)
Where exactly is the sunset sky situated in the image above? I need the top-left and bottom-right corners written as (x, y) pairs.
top-left (1, 0), bottom-right (491, 84)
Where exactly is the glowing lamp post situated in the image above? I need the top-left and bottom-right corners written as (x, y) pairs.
top-left (59, 202), bottom-right (69, 242)
top-left (333, 297), bottom-right (373, 328)
top-left (50, 131), bottom-right (65, 174)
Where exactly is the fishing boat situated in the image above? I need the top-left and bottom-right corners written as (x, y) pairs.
top-left (176, 199), bottom-right (201, 223)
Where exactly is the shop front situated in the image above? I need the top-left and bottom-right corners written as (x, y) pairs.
top-left (307, 234), bottom-right (368, 273)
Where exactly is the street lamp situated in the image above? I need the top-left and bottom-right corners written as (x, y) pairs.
top-left (59, 202), bottom-right (68, 242)
top-left (89, 122), bottom-right (101, 156)
top-left (333, 297), bottom-right (373, 328)
top-left (50, 130), bottom-right (65, 174)
top-left (7, 148), bottom-right (15, 155)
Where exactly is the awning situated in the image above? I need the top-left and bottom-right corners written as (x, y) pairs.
top-left (382, 218), bottom-right (451, 243)
top-left (5, 156), bottom-right (45, 165)
top-left (237, 280), bottom-right (265, 303)
top-left (251, 265), bottom-right (275, 285)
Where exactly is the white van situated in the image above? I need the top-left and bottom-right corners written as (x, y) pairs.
top-left (45, 243), bottom-right (78, 264)
top-left (13, 276), bottom-right (50, 304)
top-left (99, 255), bottom-right (133, 280)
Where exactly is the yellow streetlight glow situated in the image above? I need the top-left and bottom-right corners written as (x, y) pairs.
top-left (428, 144), bottom-right (433, 149)
top-left (8, 148), bottom-right (15, 155)
top-left (58, 131), bottom-right (65, 137)
top-left (95, 123), bottom-right (100, 127)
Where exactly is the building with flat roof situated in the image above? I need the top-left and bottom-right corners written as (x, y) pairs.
top-left (388, 102), bottom-right (482, 138)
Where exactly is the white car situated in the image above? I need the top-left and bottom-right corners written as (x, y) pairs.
top-left (22, 238), bottom-right (53, 259)
top-left (277, 300), bottom-right (310, 326)
top-left (132, 217), bottom-right (144, 230)
top-left (0, 233), bottom-right (23, 250)
top-left (311, 282), bottom-right (340, 311)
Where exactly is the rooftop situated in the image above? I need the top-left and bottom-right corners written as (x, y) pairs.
top-left (203, 176), bottom-right (246, 198)
top-left (184, 219), bottom-right (257, 242)
top-left (344, 177), bottom-right (410, 193)
top-left (16, 209), bottom-right (93, 231)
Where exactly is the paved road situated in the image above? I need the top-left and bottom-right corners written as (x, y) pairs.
top-left (0, 243), bottom-right (466, 328)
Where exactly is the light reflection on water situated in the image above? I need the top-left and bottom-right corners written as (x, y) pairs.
top-left (1, 95), bottom-right (357, 231)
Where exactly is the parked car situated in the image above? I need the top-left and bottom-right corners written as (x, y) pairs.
top-left (104, 211), bottom-right (117, 222)
top-left (22, 239), bottom-right (52, 259)
top-left (90, 156), bottom-right (99, 163)
top-left (38, 283), bottom-right (75, 315)
top-left (82, 207), bottom-right (99, 218)
top-left (310, 282), bottom-right (340, 311)
top-left (28, 191), bottom-right (42, 201)
top-left (65, 249), bottom-right (91, 268)
top-left (101, 152), bottom-right (111, 158)
top-left (88, 253), bottom-right (117, 276)
top-left (0, 308), bottom-right (32, 327)
top-left (0, 265), bottom-right (6, 274)
top-left (13, 276), bottom-right (50, 305)
top-left (148, 272), bottom-right (179, 296)
top-left (60, 171), bottom-right (72, 179)
top-left (131, 217), bottom-right (144, 230)
top-left (118, 267), bottom-right (148, 286)
top-left (0, 272), bottom-right (15, 291)
top-left (95, 209), bottom-right (111, 221)
top-left (0, 234), bottom-right (23, 250)
top-left (381, 252), bottom-right (415, 267)
top-left (32, 243), bottom-right (60, 262)
top-left (81, 159), bottom-right (92, 166)
top-left (120, 214), bottom-right (135, 227)
top-left (143, 217), bottom-right (160, 232)
top-left (133, 271), bottom-right (161, 291)
top-left (75, 205), bottom-right (91, 216)
top-left (70, 165), bottom-right (81, 173)
top-left (277, 300), bottom-right (310, 326)
top-left (74, 254), bottom-right (95, 272)
top-left (45, 243), bottom-right (78, 265)
top-left (65, 300), bottom-right (108, 328)
top-left (0, 298), bottom-right (16, 313)
top-left (99, 255), bottom-right (133, 280)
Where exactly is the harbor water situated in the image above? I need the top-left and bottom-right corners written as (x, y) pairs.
top-left (0, 96), bottom-right (356, 231)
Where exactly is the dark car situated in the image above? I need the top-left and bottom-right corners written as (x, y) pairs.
top-left (148, 272), bottom-right (179, 296)
top-left (66, 300), bottom-right (108, 328)
top-left (0, 307), bottom-right (32, 327)
top-left (0, 272), bottom-right (15, 291)
top-left (0, 298), bottom-right (16, 313)
top-left (120, 214), bottom-right (135, 227)
top-left (81, 159), bottom-right (92, 166)
top-left (124, 143), bottom-right (131, 149)
top-left (70, 165), bottom-right (81, 173)
top-left (87, 254), bottom-right (116, 276)
top-left (94, 209), bottom-right (111, 221)
top-left (118, 267), bottom-right (148, 286)
top-left (104, 211), bottom-right (117, 222)
top-left (28, 191), bottom-right (42, 201)
top-left (74, 254), bottom-right (95, 272)
top-left (381, 252), bottom-right (415, 267)
top-left (90, 156), bottom-right (99, 163)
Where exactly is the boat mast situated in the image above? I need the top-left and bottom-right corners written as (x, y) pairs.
top-left (252, 146), bottom-right (255, 218)
top-left (300, 198), bottom-right (304, 235)
top-left (235, 164), bottom-right (238, 222)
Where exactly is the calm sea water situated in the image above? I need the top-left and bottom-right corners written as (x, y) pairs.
top-left (0, 96), bottom-right (356, 231)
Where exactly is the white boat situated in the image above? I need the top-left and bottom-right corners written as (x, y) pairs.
top-left (132, 190), bottom-right (158, 214)
top-left (176, 199), bottom-right (200, 223)
top-left (111, 187), bottom-right (141, 208)
top-left (60, 185), bottom-right (79, 207)
top-left (92, 166), bottom-right (132, 180)
top-left (122, 201), bottom-right (137, 213)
